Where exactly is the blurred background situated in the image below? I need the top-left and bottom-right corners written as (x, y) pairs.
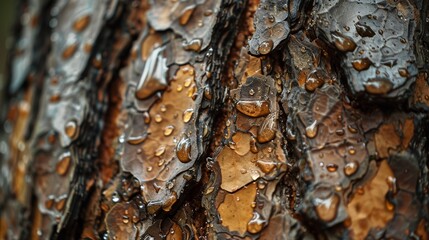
top-left (0, 0), bottom-right (16, 105)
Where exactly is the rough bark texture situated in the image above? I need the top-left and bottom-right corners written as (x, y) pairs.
top-left (0, 0), bottom-right (429, 239)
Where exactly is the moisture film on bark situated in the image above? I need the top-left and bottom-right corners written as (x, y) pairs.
top-left (0, 0), bottom-right (428, 239)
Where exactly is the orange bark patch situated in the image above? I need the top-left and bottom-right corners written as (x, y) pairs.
top-left (413, 72), bottom-right (429, 107)
top-left (347, 161), bottom-right (395, 239)
top-left (217, 183), bottom-right (257, 235)
top-left (375, 124), bottom-right (401, 159)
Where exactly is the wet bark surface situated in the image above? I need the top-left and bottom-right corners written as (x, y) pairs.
top-left (0, 0), bottom-right (428, 239)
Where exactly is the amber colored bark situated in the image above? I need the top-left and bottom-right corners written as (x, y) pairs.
top-left (0, 0), bottom-right (428, 239)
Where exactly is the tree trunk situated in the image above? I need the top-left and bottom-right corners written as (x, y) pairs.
top-left (0, 0), bottom-right (428, 239)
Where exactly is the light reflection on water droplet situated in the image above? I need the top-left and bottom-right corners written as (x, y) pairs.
top-left (305, 120), bottom-right (318, 138)
top-left (258, 40), bottom-right (273, 55)
top-left (331, 31), bottom-right (356, 52)
top-left (155, 146), bottom-right (166, 156)
top-left (182, 109), bottom-right (194, 123)
top-left (56, 152), bottom-right (71, 176)
top-left (326, 163), bottom-right (338, 172)
top-left (65, 120), bottom-right (78, 138)
top-left (247, 212), bottom-right (266, 234)
top-left (176, 137), bottom-right (191, 163)
top-left (344, 161), bottom-right (359, 176)
top-left (73, 15), bottom-right (91, 32)
top-left (154, 114), bottom-right (163, 123)
top-left (164, 125), bottom-right (175, 136)
top-left (62, 43), bottom-right (78, 60)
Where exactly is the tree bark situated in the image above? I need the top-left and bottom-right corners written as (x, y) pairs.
top-left (0, 0), bottom-right (428, 239)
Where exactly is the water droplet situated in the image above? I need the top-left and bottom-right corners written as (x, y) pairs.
top-left (55, 197), bottom-right (67, 211)
top-left (249, 89), bottom-right (255, 96)
top-left (164, 125), bottom-right (175, 136)
top-left (247, 212), bottom-right (266, 234)
top-left (286, 128), bottom-right (296, 140)
top-left (166, 181), bottom-right (174, 190)
top-left (204, 9), bottom-right (213, 16)
top-left (331, 32), bottom-right (356, 52)
top-left (305, 120), bottom-right (318, 138)
top-left (347, 125), bottom-right (358, 133)
top-left (386, 176), bottom-right (397, 194)
top-left (45, 197), bottom-right (55, 209)
top-left (344, 161), bottom-right (359, 176)
top-left (127, 135), bottom-right (147, 145)
top-left (257, 113), bottom-right (276, 143)
top-left (236, 100), bottom-right (270, 117)
top-left (257, 179), bottom-right (267, 189)
top-left (188, 85), bottom-right (197, 99)
top-left (155, 146), bottom-right (166, 156)
top-left (143, 112), bottom-right (151, 124)
top-left (122, 215), bottom-right (129, 224)
top-left (158, 159), bottom-right (164, 166)
top-left (355, 22), bottom-right (375, 37)
top-left (49, 94), bottom-right (61, 103)
top-left (335, 185), bottom-right (343, 192)
top-left (204, 85), bottom-right (212, 99)
top-left (62, 43), bottom-right (78, 60)
top-left (398, 68), bottom-right (409, 77)
top-left (326, 163), bottom-right (338, 172)
top-left (147, 166), bottom-right (153, 172)
top-left (183, 38), bottom-right (202, 52)
top-left (177, 84), bottom-right (183, 92)
top-left (258, 40), bottom-right (273, 55)
top-left (56, 152), bottom-right (71, 176)
top-left (183, 109), bottom-right (194, 123)
top-left (176, 137), bottom-right (191, 163)
top-left (184, 77), bottom-right (193, 88)
top-left (162, 192), bottom-right (177, 212)
top-left (203, 124), bottom-right (209, 137)
top-left (64, 120), bottom-right (78, 138)
top-left (226, 119), bottom-right (232, 127)
top-left (112, 192), bottom-right (120, 203)
top-left (305, 72), bottom-right (325, 92)
top-left (197, 20), bottom-right (204, 27)
top-left (352, 58), bottom-right (372, 71)
top-left (336, 129), bottom-right (345, 136)
top-left (364, 78), bottom-right (393, 95)
top-left (92, 54), bottom-right (102, 69)
top-left (73, 15), bottom-right (91, 32)
top-left (154, 114), bottom-right (163, 123)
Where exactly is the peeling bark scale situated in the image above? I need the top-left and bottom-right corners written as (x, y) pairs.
top-left (0, 0), bottom-right (428, 239)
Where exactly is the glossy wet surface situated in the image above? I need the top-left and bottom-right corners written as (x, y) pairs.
top-left (0, 0), bottom-right (428, 239)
